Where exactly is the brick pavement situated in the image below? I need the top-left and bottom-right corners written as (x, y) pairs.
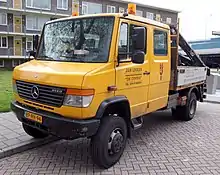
top-left (0, 112), bottom-right (58, 159)
top-left (0, 102), bottom-right (220, 175)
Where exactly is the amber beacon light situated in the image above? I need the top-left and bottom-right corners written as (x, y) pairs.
top-left (128, 3), bottom-right (136, 15)
top-left (72, 1), bottom-right (79, 16)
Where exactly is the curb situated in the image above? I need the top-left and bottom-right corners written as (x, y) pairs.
top-left (203, 100), bottom-right (220, 104)
top-left (0, 136), bottom-right (59, 159)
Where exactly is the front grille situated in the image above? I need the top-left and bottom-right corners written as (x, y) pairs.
top-left (16, 80), bottom-right (66, 107)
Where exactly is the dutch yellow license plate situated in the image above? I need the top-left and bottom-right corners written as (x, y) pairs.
top-left (25, 112), bottom-right (42, 124)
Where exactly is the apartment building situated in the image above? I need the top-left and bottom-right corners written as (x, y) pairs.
top-left (0, 0), bottom-right (179, 69)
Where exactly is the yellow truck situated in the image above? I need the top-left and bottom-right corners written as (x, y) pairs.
top-left (11, 9), bottom-right (209, 168)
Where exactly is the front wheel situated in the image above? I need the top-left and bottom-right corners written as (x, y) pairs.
top-left (22, 123), bottom-right (49, 138)
top-left (172, 92), bottom-right (197, 121)
top-left (90, 116), bottom-right (127, 169)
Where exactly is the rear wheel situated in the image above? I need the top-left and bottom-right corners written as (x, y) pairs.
top-left (90, 116), bottom-right (127, 169)
top-left (22, 123), bottom-right (49, 138)
top-left (172, 92), bottom-right (197, 121)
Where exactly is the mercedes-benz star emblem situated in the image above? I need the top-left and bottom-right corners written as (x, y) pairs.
top-left (31, 86), bottom-right (39, 99)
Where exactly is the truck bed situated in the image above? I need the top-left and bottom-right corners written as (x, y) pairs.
top-left (176, 66), bottom-right (207, 87)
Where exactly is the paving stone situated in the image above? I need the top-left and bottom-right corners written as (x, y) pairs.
top-left (0, 112), bottom-right (58, 159)
top-left (0, 103), bottom-right (220, 174)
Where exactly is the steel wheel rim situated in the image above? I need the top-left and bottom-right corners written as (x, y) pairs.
top-left (189, 100), bottom-right (196, 115)
top-left (108, 128), bottom-right (124, 156)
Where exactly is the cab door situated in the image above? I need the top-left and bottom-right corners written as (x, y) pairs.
top-left (115, 19), bottom-right (150, 118)
top-left (147, 27), bottom-right (170, 113)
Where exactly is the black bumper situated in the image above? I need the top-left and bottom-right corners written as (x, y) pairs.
top-left (11, 101), bottom-right (100, 140)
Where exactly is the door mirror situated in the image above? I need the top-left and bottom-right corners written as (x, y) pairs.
top-left (132, 27), bottom-right (146, 51)
top-left (132, 50), bottom-right (145, 64)
top-left (28, 50), bottom-right (36, 60)
top-left (33, 35), bottom-right (39, 50)
top-left (207, 67), bottom-right (211, 76)
top-left (29, 50), bottom-right (36, 57)
top-left (30, 35), bottom-right (39, 60)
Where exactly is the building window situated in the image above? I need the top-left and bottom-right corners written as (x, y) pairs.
top-left (0, 13), bottom-right (7, 25)
top-left (118, 23), bottom-right (147, 61)
top-left (136, 10), bottom-right (143, 17)
top-left (57, 0), bottom-right (68, 10)
top-left (0, 60), bottom-right (4, 68)
top-left (82, 2), bottom-right (88, 14)
top-left (26, 0), bottom-right (51, 10)
top-left (26, 15), bottom-right (49, 30)
top-left (119, 7), bottom-right (125, 13)
top-left (166, 17), bottom-right (172, 24)
top-left (146, 12), bottom-right (154, 20)
top-left (154, 30), bottom-right (168, 55)
top-left (26, 38), bottom-right (33, 51)
top-left (156, 14), bottom-right (161, 22)
top-left (82, 2), bottom-right (102, 15)
top-left (0, 36), bottom-right (8, 48)
top-left (107, 5), bottom-right (115, 13)
top-left (12, 60), bottom-right (21, 67)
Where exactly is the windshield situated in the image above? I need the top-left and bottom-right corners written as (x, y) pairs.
top-left (37, 16), bottom-right (115, 63)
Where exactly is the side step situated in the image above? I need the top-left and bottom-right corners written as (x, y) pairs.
top-left (131, 117), bottom-right (143, 130)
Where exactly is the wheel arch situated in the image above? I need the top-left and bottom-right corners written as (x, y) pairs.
top-left (179, 86), bottom-right (201, 101)
top-left (95, 96), bottom-right (132, 138)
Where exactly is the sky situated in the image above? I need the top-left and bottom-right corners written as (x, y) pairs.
top-left (132, 0), bottom-right (220, 41)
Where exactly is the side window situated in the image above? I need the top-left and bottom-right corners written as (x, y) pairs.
top-left (118, 23), bottom-right (147, 61)
top-left (118, 23), bottom-right (128, 60)
top-left (154, 30), bottom-right (168, 55)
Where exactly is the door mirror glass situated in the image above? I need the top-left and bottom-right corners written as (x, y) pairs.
top-left (132, 50), bottom-right (145, 64)
top-left (132, 27), bottom-right (146, 51)
top-left (33, 35), bottom-right (39, 50)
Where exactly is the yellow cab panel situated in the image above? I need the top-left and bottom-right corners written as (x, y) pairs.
top-left (147, 26), bottom-right (171, 113)
top-left (115, 18), bottom-right (150, 118)
top-left (13, 14), bottom-right (117, 120)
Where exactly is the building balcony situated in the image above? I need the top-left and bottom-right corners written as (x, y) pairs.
top-left (0, 47), bottom-right (31, 59)
top-left (0, 24), bottom-right (41, 36)
top-left (0, 2), bottom-right (71, 18)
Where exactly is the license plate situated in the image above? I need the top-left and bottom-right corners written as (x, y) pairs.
top-left (25, 112), bottom-right (42, 124)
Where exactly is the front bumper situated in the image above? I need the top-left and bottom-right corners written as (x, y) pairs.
top-left (11, 101), bottom-right (100, 140)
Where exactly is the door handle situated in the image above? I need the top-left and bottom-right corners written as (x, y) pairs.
top-left (108, 85), bottom-right (117, 91)
top-left (143, 71), bottom-right (150, 75)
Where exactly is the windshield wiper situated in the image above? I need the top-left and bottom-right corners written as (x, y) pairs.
top-left (37, 55), bottom-right (55, 60)
top-left (60, 55), bottom-right (85, 63)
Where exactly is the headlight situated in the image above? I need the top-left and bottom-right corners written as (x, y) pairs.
top-left (63, 89), bottom-right (94, 108)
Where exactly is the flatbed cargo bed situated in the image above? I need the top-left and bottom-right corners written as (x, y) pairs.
top-left (176, 66), bottom-right (207, 87)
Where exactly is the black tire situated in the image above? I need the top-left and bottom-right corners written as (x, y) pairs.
top-left (172, 92), bottom-right (197, 121)
top-left (91, 116), bottom-right (127, 169)
top-left (22, 123), bottom-right (49, 138)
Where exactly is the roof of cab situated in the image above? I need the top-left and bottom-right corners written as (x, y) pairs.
top-left (46, 13), bottom-right (170, 30)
